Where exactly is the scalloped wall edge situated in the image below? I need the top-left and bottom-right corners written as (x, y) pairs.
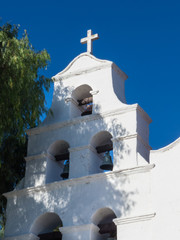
top-left (151, 137), bottom-right (180, 153)
top-left (52, 52), bottom-right (128, 81)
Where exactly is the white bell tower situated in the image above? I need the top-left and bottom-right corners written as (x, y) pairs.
top-left (4, 30), bottom-right (160, 240)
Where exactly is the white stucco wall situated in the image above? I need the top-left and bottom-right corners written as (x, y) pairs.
top-left (24, 104), bottom-right (151, 188)
top-left (3, 53), bottom-right (180, 240)
top-left (150, 138), bottom-right (180, 239)
top-left (4, 164), bottom-right (153, 238)
top-left (42, 53), bottom-right (128, 125)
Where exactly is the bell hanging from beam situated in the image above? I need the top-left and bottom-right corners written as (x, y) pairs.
top-left (100, 151), bottom-right (113, 171)
top-left (61, 160), bottom-right (69, 179)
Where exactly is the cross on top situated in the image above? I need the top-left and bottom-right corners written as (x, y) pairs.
top-left (80, 29), bottom-right (99, 54)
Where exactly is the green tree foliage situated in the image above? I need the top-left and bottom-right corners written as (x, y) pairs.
top-left (0, 23), bottom-right (51, 234)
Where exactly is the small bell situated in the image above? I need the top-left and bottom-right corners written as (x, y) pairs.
top-left (100, 152), bottom-right (113, 171)
top-left (60, 160), bottom-right (69, 179)
top-left (81, 104), bottom-right (92, 116)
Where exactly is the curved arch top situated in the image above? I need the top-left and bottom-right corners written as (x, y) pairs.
top-left (90, 131), bottom-right (113, 148)
top-left (53, 53), bottom-right (111, 79)
top-left (48, 140), bottom-right (70, 156)
top-left (53, 53), bottom-right (128, 82)
top-left (91, 207), bottom-right (117, 225)
top-left (30, 212), bottom-right (62, 235)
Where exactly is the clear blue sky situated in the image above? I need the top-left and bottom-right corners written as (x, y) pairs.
top-left (1, 0), bottom-right (180, 150)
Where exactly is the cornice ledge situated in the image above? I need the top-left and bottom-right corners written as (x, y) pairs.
top-left (25, 152), bottom-right (55, 162)
top-left (26, 104), bottom-right (139, 136)
top-left (25, 152), bottom-right (46, 162)
top-left (3, 164), bottom-right (155, 199)
top-left (136, 104), bottom-right (152, 124)
top-left (137, 134), bottom-right (152, 150)
top-left (113, 213), bottom-right (156, 225)
top-left (151, 137), bottom-right (180, 154)
top-left (112, 134), bottom-right (151, 150)
top-left (112, 63), bottom-right (128, 80)
top-left (112, 133), bottom-right (138, 142)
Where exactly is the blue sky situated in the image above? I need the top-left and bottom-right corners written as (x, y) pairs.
top-left (1, 0), bottom-right (180, 150)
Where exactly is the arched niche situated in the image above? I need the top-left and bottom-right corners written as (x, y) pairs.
top-left (91, 208), bottom-right (117, 240)
top-left (91, 131), bottom-right (113, 171)
top-left (71, 84), bottom-right (93, 118)
top-left (30, 212), bottom-right (63, 240)
top-left (46, 140), bottom-right (70, 183)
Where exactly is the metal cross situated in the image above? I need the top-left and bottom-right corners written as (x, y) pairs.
top-left (80, 29), bottom-right (99, 54)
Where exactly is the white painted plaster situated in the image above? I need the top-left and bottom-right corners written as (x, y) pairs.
top-left (3, 52), bottom-right (180, 240)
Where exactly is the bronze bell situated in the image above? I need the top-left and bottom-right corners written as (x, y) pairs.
top-left (100, 152), bottom-right (113, 170)
top-left (61, 160), bottom-right (69, 179)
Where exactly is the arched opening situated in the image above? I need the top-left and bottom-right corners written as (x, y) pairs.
top-left (30, 212), bottom-right (63, 240)
top-left (91, 131), bottom-right (113, 171)
top-left (71, 84), bottom-right (93, 118)
top-left (46, 140), bottom-right (70, 183)
top-left (92, 208), bottom-right (117, 240)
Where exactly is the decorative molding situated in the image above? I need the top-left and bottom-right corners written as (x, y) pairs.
top-left (26, 104), bottom-right (150, 136)
top-left (25, 135), bottom-right (151, 163)
top-left (25, 152), bottom-right (55, 162)
top-left (112, 63), bottom-right (128, 80)
top-left (151, 137), bottom-right (180, 154)
top-left (137, 134), bottom-right (152, 151)
top-left (137, 105), bottom-right (152, 124)
top-left (3, 164), bottom-right (155, 199)
top-left (112, 134), bottom-right (151, 151)
top-left (25, 153), bottom-right (46, 162)
top-left (112, 134), bottom-right (138, 142)
top-left (46, 153), bottom-right (56, 161)
top-left (90, 90), bottom-right (99, 95)
top-left (113, 213), bottom-right (156, 225)
top-left (65, 97), bottom-right (78, 106)
top-left (25, 145), bottom-right (99, 163)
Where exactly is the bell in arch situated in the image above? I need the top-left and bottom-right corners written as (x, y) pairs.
top-left (60, 160), bottom-right (69, 179)
top-left (100, 151), bottom-right (113, 171)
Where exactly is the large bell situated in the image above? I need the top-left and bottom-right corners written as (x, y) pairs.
top-left (60, 160), bottom-right (69, 179)
top-left (100, 152), bottom-right (113, 170)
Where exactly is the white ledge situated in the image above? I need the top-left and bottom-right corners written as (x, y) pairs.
top-left (25, 152), bottom-right (46, 162)
top-left (113, 213), bottom-right (156, 225)
top-left (3, 164), bottom-right (155, 199)
top-left (26, 104), bottom-right (151, 136)
top-left (112, 134), bottom-right (151, 150)
top-left (25, 134), bottom-right (151, 161)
